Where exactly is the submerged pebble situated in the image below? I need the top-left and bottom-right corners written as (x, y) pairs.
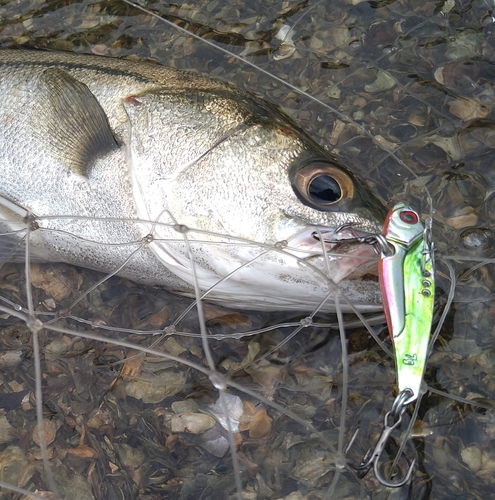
top-left (170, 412), bottom-right (216, 434)
top-left (460, 227), bottom-right (493, 251)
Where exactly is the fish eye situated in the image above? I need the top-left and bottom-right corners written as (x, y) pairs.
top-left (293, 162), bottom-right (354, 210)
top-left (399, 210), bottom-right (419, 224)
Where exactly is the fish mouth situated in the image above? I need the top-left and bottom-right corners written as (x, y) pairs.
top-left (285, 226), bottom-right (380, 282)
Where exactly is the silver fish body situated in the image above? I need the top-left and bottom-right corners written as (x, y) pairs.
top-left (0, 49), bottom-right (385, 311)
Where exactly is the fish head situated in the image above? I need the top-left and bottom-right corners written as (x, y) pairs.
top-left (124, 86), bottom-right (386, 311)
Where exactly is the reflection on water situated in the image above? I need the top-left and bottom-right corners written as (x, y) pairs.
top-left (1, 0), bottom-right (495, 498)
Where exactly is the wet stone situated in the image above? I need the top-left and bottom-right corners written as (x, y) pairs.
top-left (449, 98), bottom-right (489, 121)
top-left (116, 443), bottom-right (145, 470)
top-left (461, 445), bottom-right (482, 473)
top-left (460, 228), bottom-right (493, 251)
top-left (0, 446), bottom-right (33, 490)
top-left (446, 213), bottom-right (478, 229)
top-left (32, 419), bottom-right (58, 447)
top-left (364, 70), bottom-right (397, 93)
top-left (0, 414), bottom-right (15, 444)
top-left (51, 461), bottom-right (95, 500)
top-left (30, 263), bottom-right (83, 302)
top-left (170, 412), bottom-right (216, 434)
top-left (171, 400), bottom-right (199, 414)
top-left (122, 369), bottom-right (188, 404)
top-left (0, 349), bottom-right (24, 369)
top-left (363, 21), bottom-right (398, 57)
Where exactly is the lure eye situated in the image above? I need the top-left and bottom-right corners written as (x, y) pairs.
top-left (293, 162), bottom-right (354, 210)
top-left (399, 210), bottom-right (419, 224)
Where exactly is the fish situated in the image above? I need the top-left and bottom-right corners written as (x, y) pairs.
top-left (0, 49), bottom-right (386, 312)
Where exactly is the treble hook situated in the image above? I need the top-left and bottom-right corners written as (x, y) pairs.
top-left (346, 390), bottom-right (416, 488)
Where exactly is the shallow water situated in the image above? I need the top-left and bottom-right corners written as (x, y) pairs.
top-left (1, 0), bottom-right (495, 499)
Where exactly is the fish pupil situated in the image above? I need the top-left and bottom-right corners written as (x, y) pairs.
top-left (308, 175), bottom-right (342, 203)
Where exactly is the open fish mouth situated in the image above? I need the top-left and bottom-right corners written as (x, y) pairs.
top-left (285, 225), bottom-right (380, 282)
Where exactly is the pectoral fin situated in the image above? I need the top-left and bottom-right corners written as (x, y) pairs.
top-left (31, 68), bottom-right (118, 176)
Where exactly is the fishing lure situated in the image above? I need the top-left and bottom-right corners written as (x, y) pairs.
top-left (347, 203), bottom-right (435, 487)
top-left (379, 203), bottom-right (435, 405)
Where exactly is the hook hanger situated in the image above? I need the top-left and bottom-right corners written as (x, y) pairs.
top-left (311, 227), bottom-right (392, 256)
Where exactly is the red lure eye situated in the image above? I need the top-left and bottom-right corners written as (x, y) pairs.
top-left (399, 210), bottom-right (419, 224)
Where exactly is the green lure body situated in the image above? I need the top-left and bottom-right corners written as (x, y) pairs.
top-left (378, 203), bottom-right (434, 403)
